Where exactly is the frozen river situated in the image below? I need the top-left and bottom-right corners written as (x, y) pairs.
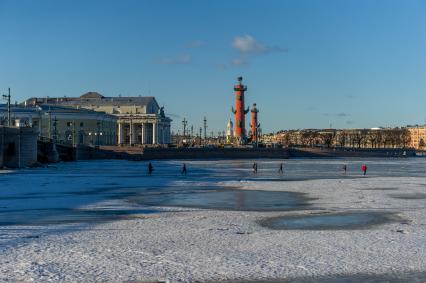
top-left (0, 158), bottom-right (425, 282)
top-left (1, 158), bottom-right (425, 226)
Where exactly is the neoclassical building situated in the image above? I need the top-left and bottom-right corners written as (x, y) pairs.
top-left (24, 92), bottom-right (172, 145)
top-left (0, 104), bottom-right (117, 146)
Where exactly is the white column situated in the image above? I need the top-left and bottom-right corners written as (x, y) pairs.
top-left (136, 123), bottom-right (141, 144)
top-left (152, 122), bottom-right (157, 144)
top-left (129, 120), bottom-right (133, 146)
top-left (141, 123), bottom-right (145, 145)
top-left (118, 122), bottom-right (124, 145)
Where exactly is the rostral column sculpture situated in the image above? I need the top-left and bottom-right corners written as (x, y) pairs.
top-left (231, 77), bottom-right (250, 144)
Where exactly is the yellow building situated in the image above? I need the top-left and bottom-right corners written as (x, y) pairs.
top-left (0, 104), bottom-right (117, 146)
top-left (407, 126), bottom-right (426, 149)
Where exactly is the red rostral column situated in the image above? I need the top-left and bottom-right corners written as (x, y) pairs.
top-left (251, 103), bottom-right (259, 143)
top-left (232, 77), bottom-right (249, 143)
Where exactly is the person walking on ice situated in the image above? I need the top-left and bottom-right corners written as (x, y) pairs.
top-left (148, 162), bottom-right (154, 175)
top-left (278, 163), bottom-right (283, 174)
top-left (253, 162), bottom-right (258, 174)
top-left (182, 163), bottom-right (187, 175)
top-left (361, 164), bottom-right (367, 176)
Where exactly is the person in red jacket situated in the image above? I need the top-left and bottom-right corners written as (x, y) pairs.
top-left (361, 164), bottom-right (367, 176)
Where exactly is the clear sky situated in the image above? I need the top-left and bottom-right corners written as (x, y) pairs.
top-left (1, 0), bottom-right (425, 134)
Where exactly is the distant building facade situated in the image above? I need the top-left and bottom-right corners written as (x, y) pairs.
top-left (265, 127), bottom-right (412, 149)
top-left (0, 104), bottom-right (117, 146)
top-left (406, 126), bottom-right (426, 149)
top-left (24, 92), bottom-right (172, 145)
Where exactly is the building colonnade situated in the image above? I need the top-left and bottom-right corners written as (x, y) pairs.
top-left (117, 120), bottom-right (171, 145)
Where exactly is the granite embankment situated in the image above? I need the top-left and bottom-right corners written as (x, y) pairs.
top-left (288, 147), bottom-right (416, 158)
top-left (35, 140), bottom-right (416, 163)
top-left (83, 146), bottom-right (291, 160)
top-left (72, 146), bottom-right (415, 161)
top-left (1, 126), bottom-right (38, 168)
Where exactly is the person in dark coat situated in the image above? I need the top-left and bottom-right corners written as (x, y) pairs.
top-left (148, 162), bottom-right (154, 175)
top-left (278, 163), bottom-right (284, 174)
top-left (182, 163), bottom-right (187, 175)
top-left (253, 162), bottom-right (258, 174)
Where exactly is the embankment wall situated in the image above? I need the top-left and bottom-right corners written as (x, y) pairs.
top-left (0, 126), bottom-right (38, 168)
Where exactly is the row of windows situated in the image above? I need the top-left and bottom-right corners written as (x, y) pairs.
top-left (66, 122), bottom-right (84, 127)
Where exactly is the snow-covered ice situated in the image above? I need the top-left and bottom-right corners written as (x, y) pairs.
top-left (0, 158), bottom-right (425, 282)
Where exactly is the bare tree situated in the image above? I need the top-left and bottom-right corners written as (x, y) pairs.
top-left (300, 131), bottom-right (311, 146)
top-left (337, 131), bottom-right (347, 147)
top-left (419, 138), bottom-right (425, 149)
top-left (399, 129), bottom-right (411, 148)
top-left (351, 130), bottom-right (366, 148)
top-left (321, 131), bottom-right (336, 148)
top-left (284, 133), bottom-right (291, 147)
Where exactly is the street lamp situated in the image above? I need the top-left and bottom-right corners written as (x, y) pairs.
top-left (88, 132), bottom-right (93, 145)
top-left (2, 88), bottom-right (11, 127)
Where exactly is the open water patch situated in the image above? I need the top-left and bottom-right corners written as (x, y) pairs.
top-left (360, 187), bottom-right (399, 191)
top-left (130, 189), bottom-right (315, 211)
top-left (259, 211), bottom-right (402, 230)
top-left (0, 208), bottom-right (157, 226)
top-left (224, 271), bottom-right (426, 283)
top-left (390, 193), bottom-right (426, 200)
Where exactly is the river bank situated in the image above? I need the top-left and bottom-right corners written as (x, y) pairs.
top-left (44, 144), bottom-right (416, 162)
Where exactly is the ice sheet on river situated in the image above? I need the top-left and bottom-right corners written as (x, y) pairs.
top-left (0, 158), bottom-right (425, 282)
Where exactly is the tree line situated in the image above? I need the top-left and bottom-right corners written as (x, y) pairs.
top-left (275, 128), bottom-right (412, 149)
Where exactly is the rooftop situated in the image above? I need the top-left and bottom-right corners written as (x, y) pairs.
top-left (25, 93), bottom-right (159, 107)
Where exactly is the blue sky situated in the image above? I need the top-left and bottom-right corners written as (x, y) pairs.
top-left (1, 0), bottom-right (425, 133)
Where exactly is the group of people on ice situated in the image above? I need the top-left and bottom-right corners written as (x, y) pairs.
top-left (252, 162), bottom-right (284, 174)
top-left (343, 164), bottom-right (368, 175)
top-left (147, 162), bottom-right (187, 175)
top-left (147, 162), bottom-right (369, 176)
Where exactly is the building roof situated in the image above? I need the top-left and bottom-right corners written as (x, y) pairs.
top-left (35, 104), bottom-right (107, 114)
top-left (0, 104), bottom-right (115, 119)
top-left (0, 104), bottom-right (40, 114)
top-left (24, 94), bottom-right (159, 108)
top-left (80, 92), bottom-right (104, 99)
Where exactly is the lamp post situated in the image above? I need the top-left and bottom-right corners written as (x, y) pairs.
top-left (52, 116), bottom-right (58, 143)
top-left (43, 107), bottom-right (54, 141)
top-left (254, 124), bottom-right (260, 148)
top-left (96, 121), bottom-right (101, 146)
top-left (203, 117), bottom-right (207, 140)
top-left (88, 132), bottom-right (93, 145)
top-left (182, 118), bottom-right (187, 137)
top-left (2, 88), bottom-right (11, 127)
top-left (72, 120), bottom-right (76, 146)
